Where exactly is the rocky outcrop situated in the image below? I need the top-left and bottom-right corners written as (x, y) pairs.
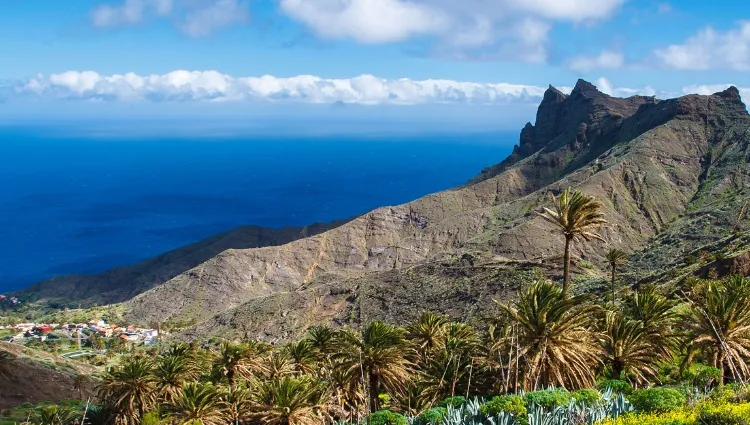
top-left (469, 79), bottom-right (656, 184)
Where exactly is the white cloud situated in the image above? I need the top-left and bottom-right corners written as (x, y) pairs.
top-left (91, 0), bottom-right (248, 36)
top-left (16, 71), bottom-right (548, 105)
top-left (279, 0), bottom-right (448, 44)
top-left (91, 0), bottom-right (172, 27)
top-left (278, 0), bottom-right (626, 62)
top-left (181, 0), bottom-right (249, 37)
top-left (504, 0), bottom-right (626, 21)
top-left (568, 50), bottom-right (625, 71)
top-left (682, 84), bottom-right (750, 101)
top-left (654, 21), bottom-right (750, 70)
top-left (11, 71), bottom-right (748, 110)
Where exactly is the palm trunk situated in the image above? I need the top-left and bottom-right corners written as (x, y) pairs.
top-left (611, 265), bottom-right (617, 305)
top-left (563, 236), bottom-right (572, 299)
top-left (368, 372), bottom-right (379, 413)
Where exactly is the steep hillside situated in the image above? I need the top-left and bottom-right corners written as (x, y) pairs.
top-left (123, 80), bottom-right (749, 338)
top-left (21, 220), bottom-right (349, 306)
top-left (0, 342), bottom-right (96, 408)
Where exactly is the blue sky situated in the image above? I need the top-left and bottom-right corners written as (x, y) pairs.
top-left (0, 0), bottom-right (749, 122)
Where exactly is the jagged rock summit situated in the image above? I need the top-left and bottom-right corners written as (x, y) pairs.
top-left (22, 80), bottom-right (750, 341)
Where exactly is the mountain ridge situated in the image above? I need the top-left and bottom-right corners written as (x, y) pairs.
top-left (20, 80), bottom-right (750, 342)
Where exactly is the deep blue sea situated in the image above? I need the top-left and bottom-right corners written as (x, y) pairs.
top-left (0, 124), bottom-right (514, 292)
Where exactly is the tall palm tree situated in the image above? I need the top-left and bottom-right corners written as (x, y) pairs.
top-left (682, 277), bottom-right (750, 383)
top-left (601, 311), bottom-right (671, 384)
top-left (332, 322), bottom-right (413, 413)
top-left (153, 352), bottom-right (199, 403)
top-left (251, 376), bottom-right (328, 425)
top-left (163, 382), bottom-right (229, 425)
top-left (539, 187), bottom-right (607, 298)
top-left (212, 341), bottom-right (268, 394)
top-left (605, 248), bottom-right (628, 305)
top-left (495, 279), bottom-right (602, 390)
top-left (96, 358), bottom-right (156, 425)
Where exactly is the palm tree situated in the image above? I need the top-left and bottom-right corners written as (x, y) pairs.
top-left (539, 187), bottom-right (607, 298)
top-left (601, 311), bottom-right (670, 384)
top-left (153, 352), bottom-right (199, 403)
top-left (96, 358), bottom-right (156, 425)
top-left (251, 377), bottom-right (327, 425)
top-left (406, 312), bottom-right (448, 361)
top-left (212, 341), bottom-right (268, 394)
top-left (605, 248), bottom-right (628, 304)
top-left (682, 277), bottom-right (750, 383)
top-left (623, 286), bottom-right (678, 348)
top-left (284, 340), bottom-right (318, 376)
top-left (263, 352), bottom-right (295, 381)
top-left (72, 374), bottom-right (90, 400)
top-left (495, 279), bottom-right (602, 390)
top-left (332, 322), bottom-right (413, 413)
top-left (163, 382), bottom-right (229, 425)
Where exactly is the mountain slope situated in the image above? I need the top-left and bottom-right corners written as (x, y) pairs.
top-left (22, 220), bottom-right (349, 306)
top-left (122, 80), bottom-right (749, 335)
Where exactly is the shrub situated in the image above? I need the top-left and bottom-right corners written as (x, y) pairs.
top-left (697, 410), bottom-right (749, 425)
top-left (524, 389), bottom-right (571, 409)
top-left (572, 389), bottom-right (601, 406)
top-left (629, 388), bottom-right (687, 413)
top-left (481, 395), bottom-right (527, 418)
top-left (599, 379), bottom-right (634, 395)
top-left (595, 408), bottom-right (695, 425)
top-left (368, 410), bottom-right (408, 425)
top-left (415, 407), bottom-right (447, 425)
top-left (438, 396), bottom-right (467, 409)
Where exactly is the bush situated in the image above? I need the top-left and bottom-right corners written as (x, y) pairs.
top-left (598, 379), bottom-right (633, 394)
top-left (415, 407), bottom-right (447, 425)
top-left (481, 395), bottom-right (527, 418)
top-left (524, 389), bottom-right (571, 409)
top-left (368, 410), bottom-right (408, 425)
top-left (438, 396), bottom-right (467, 408)
top-left (694, 365), bottom-right (723, 388)
top-left (629, 388), bottom-right (687, 413)
top-left (572, 389), bottom-right (601, 406)
top-left (697, 410), bottom-right (749, 425)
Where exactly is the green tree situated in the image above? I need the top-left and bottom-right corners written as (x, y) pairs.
top-left (539, 187), bottom-right (607, 298)
top-left (605, 248), bottom-right (628, 305)
top-left (251, 376), bottom-right (327, 425)
top-left (154, 352), bottom-right (199, 403)
top-left (333, 322), bottom-right (413, 413)
top-left (495, 279), bottom-right (602, 390)
top-left (163, 382), bottom-right (229, 425)
top-left (211, 341), bottom-right (268, 394)
top-left (601, 311), bottom-right (671, 384)
top-left (682, 277), bottom-right (750, 383)
top-left (97, 358), bottom-right (156, 425)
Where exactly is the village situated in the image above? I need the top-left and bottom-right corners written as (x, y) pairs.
top-left (0, 318), bottom-right (161, 353)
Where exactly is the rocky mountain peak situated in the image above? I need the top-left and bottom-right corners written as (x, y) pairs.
top-left (570, 79), bottom-right (603, 98)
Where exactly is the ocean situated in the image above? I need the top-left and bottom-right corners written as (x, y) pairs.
top-left (0, 124), bottom-right (514, 292)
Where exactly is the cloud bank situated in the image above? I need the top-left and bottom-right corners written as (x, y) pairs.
top-left (8, 71), bottom-right (749, 107)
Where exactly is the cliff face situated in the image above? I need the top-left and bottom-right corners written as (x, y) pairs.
top-left (22, 80), bottom-right (750, 341)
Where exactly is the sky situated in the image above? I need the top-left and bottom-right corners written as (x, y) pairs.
top-left (0, 0), bottom-right (749, 123)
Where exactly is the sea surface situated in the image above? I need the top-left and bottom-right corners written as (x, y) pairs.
top-left (0, 124), bottom-right (514, 292)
